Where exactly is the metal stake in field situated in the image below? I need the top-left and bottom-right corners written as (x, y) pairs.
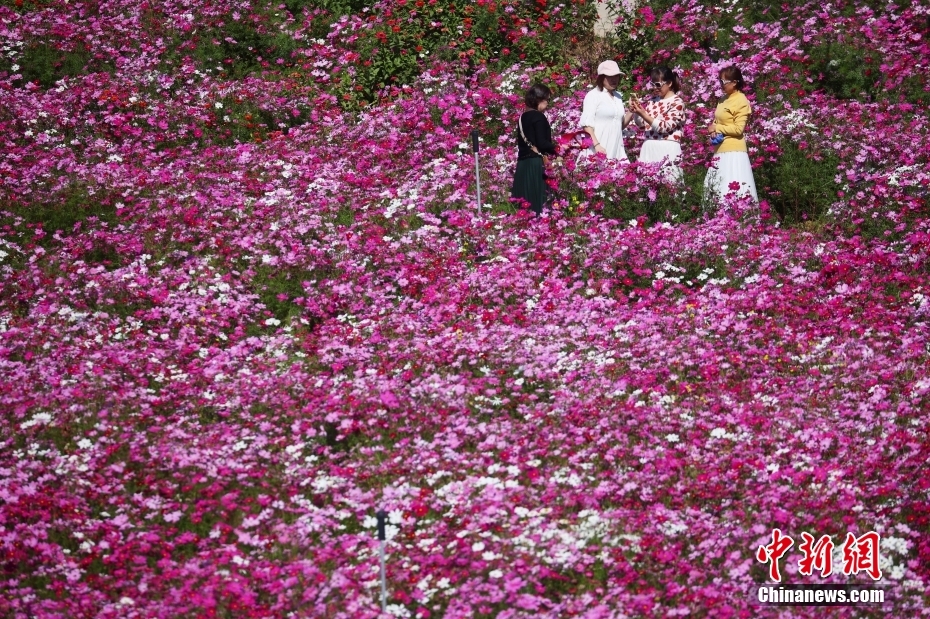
top-left (377, 509), bottom-right (387, 613)
top-left (471, 129), bottom-right (482, 212)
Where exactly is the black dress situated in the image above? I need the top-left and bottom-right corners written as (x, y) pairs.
top-left (511, 109), bottom-right (557, 214)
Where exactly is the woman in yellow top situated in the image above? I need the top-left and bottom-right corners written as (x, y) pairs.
top-left (704, 65), bottom-right (758, 203)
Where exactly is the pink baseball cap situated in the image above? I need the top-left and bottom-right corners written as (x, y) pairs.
top-left (597, 60), bottom-right (622, 76)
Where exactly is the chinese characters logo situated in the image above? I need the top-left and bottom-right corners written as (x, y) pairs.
top-left (756, 529), bottom-right (882, 582)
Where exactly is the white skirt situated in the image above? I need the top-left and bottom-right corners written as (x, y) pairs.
top-left (704, 151), bottom-right (758, 202)
top-left (639, 140), bottom-right (682, 184)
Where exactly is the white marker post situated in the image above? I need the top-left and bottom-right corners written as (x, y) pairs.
top-left (471, 129), bottom-right (482, 212)
top-left (377, 509), bottom-right (387, 613)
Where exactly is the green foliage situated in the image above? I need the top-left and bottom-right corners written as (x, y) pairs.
top-left (350, 2), bottom-right (503, 96)
top-left (295, 0), bottom-right (374, 39)
top-left (898, 74), bottom-right (930, 107)
top-left (4, 182), bottom-right (118, 236)
top-left (252, 265), bottom-right (308, 323)
top-left (339, 0), bottom-right (595, 105)
top-left (806, 41), bottom-right (880, 101)
top-left (553, 166), bottom-right (706, 224)
top-left (836, 0), bottom-right (901, 17)
top-left (728, 0), bottom-right (787, 26)
top-left (3, 42), bottom-right (99, 88)
top-left (754, 139), bottom-right (841, 225)
top-left (284, 0), bottom-right (370, 19)
top-left (603, 31), bottom-right (653, 77)
top-left (0, 0), bottom-right (62, 14)
top-left (334, 203), bottom-right (356, 227)
top-left (209, 97), bottom-right (307, 145)
top-left (631, 1), bottom-right (721, 69)
top-left (646, 169), bottom-right (709, 224)
top-left (190, 18), bottom-right (299, 80)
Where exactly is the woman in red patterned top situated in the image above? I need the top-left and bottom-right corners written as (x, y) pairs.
top-left (626, 66), bottom-right (686, 184)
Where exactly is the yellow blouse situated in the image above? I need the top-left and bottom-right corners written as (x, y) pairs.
top-left (712, 91), bottom-right (750, 154)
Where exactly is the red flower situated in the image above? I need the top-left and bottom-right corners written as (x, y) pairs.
top-left (411, 502), bottom-right (429, 517)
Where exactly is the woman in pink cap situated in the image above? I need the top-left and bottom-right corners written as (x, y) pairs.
top-left (579, 60), bottom-right (629, 161)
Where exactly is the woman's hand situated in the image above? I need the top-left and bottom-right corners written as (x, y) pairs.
top-left (629, 99), bottom-right (653, 125)
top-left (584, 128), bottom-right (606, 154)
top-left (706, 122), bottom-right (718, 135)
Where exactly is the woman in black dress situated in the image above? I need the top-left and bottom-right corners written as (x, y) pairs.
top-left (511, 84), bottom-right (557, 215)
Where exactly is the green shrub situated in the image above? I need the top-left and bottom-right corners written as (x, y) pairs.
top-left (898, 74), bottom-right (930, 107)
top-left (753, 139), bottom-right (840, 225)
top-left (284, 0), bottom-right (371, 38)
top-left (206, 97), bottom-right (308, 145)
top-left (806, 41), bottom-right (880, 101)
top-left (3, 182), bottom-right (118, 236)
top-left (545, 163), bottom-right (706, 224)
top-left (3, 42), bottom-right (100, 89)
top-left (190, 19), bottom-right (299, 80)
top-left (251, 265), bottom-right (317, 324)
top-left (284, 0), bottom-right (370, 19)
top-left (337, 0), bottom-right (595, 105)
top-left (596, 169), bottom-right (706, 224)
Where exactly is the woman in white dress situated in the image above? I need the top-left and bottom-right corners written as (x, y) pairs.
top-left (626, 66), bottom-right (686, 184)
top-left (579, 60), bottom-right (628, 161)
top-left (703, 65), bottom-right (758, 203)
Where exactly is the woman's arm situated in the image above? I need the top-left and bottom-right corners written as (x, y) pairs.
top-left (530, 114), bottom-right (557, 156)
top-left (579, 90), bottom-right (598, 128)
top-left (715, 98), bottom-right (749, 139)
top-left (579, 91), bottom-right (607, 152)
top-left (652, 98), bottom-right (686, 135)
top-left (583, 126), bottom-right (606, 153)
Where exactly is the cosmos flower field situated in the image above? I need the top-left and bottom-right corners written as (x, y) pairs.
top-left (1, 0), bottom-right (929, 617)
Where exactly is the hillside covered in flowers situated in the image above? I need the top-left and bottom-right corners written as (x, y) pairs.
top-left (1, 0), bottom-right (929, 617)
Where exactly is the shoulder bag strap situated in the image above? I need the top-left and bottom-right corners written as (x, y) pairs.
top-left (518, 113), bottom-right (544, 159)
